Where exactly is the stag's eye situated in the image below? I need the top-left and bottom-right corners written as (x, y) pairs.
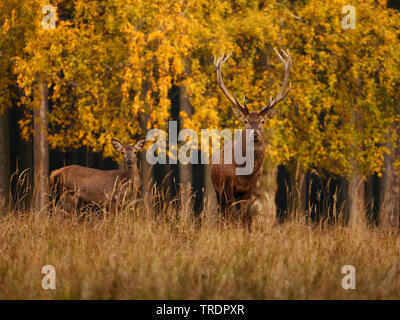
top-left (244, 120), bottom-right (249, 125)
top-left (121, 152), bottom-right (125, 155)
top-left (261, 119), bottom-right (265, 124)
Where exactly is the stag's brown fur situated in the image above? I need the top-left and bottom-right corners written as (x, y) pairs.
top-left (211, 49), bottom-right (292, 226)
top-left (211, 114), bottom-right (267, 225)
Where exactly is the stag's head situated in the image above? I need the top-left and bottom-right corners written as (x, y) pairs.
top-left (213, 49), bottom-right (292, 143)
top-left (111, 138), bottom-right (146, 170)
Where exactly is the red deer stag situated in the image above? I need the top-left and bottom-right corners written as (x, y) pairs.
top-left (211, 49), bottom-right (292, 226)
top-left (50, 138), bottom-right (146, 212)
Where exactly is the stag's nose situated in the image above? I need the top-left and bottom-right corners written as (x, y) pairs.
top-left (126, 160), bottom-right (133, 166)
top-left (251, 131), bottom-right (260, 139)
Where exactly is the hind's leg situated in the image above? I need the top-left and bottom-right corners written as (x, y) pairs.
top-left (241, 197), bottom-right (255, 230)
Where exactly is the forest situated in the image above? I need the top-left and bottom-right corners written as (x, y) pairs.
top-left (1, 0), bottom-right (400, 225)
top-left (0, 0), bottom-right (400, 299)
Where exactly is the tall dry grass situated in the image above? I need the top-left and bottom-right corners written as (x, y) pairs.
top-left (0, 172), bottom-right (399, 299)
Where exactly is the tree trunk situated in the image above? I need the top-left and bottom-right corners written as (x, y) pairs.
top-left (178, 84), bottom-right (192, 212)
top-left (203, 163), bottom-right (216, 214)
top-left (380, 126), bottom-right (400, 229)
top-left (348, 170), bottom-right (364, 226)
top-left (336, 177), bottom-right (349, 224)
top-left (288, 160), bottom-right (306, 220)
top-left (139, 117), bottom-right (153, 209)
top-left (0, 111), bottom-right (9, 211)
top-left (348, 81), bottom-right (364, 226)
top-left (33, 79), bottom-right (49, 211)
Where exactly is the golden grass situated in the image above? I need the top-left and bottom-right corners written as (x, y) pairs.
top-left (0, 194), bottom-right (399, 300)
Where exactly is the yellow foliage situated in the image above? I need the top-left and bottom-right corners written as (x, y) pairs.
top-left (2, 0), bottom-right (400, 176)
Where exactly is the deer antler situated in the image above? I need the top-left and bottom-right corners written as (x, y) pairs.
top-left (214, 52), bottom-right (249, 114)
top-left (259, 48), bottom-right (292, 116)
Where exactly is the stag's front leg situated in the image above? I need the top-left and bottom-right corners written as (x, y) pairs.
top-left (223, 180), bottom-right (238, 223)
top-left (238, 194), bottom-right (255, 229)
top-left (216, 191), bottom-right (228, 222)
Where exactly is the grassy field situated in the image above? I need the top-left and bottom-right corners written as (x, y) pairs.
top-left (0, 191), bottom-right (399, 300)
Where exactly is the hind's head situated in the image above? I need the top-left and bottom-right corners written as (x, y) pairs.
top-left (111, 138), bottom-right (146, 169)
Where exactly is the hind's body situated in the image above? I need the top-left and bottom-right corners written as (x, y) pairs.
top-left (50, 165), bottom-right (133, 205)
top-left (50, 138), bottom-right (145, 212)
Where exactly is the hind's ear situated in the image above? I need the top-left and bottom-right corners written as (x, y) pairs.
top-left (111, 138), bottom-right (123, 152)
top-left (134, 138), bottom-right (146, 151)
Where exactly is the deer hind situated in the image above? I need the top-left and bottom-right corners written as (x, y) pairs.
top-left (211, 48), bottom-right (292, 226)
top-left (50, 138), bottom-right (146, 213)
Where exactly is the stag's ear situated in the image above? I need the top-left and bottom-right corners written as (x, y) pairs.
top-left (265, 108), bottom-right (278, 119)
top-left (134, 138), bottom-right (146, 151)
top-left (232, 106), bottom-right (247, 121)
top-left (111, 138), bottom-right (123, 152)
top-left (260, 107), bottom-right (278, 119)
